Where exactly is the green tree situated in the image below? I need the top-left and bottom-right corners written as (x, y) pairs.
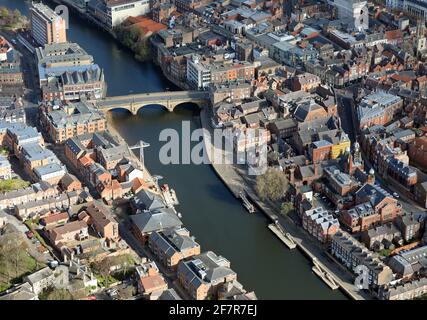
top-left (92, 257), bottom-right (115, 288)
top-left (0, 8), bottom-right (9, 18)
top-left (280, 202), bottom-right (293, 216)
top-left (255, 168), bottom-right (288, 201)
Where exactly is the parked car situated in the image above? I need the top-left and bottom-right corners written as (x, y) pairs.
top-left (25, 231), bottom-right (34, 239)
top-left (106, 289), bottom-right (118, 298)
top-left (393, 192), bottom-right (400, 199)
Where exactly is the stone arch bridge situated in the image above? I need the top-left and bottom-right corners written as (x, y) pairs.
top-left (96, 90), bottom-right (209, 114)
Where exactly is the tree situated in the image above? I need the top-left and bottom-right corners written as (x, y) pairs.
top-left (114, 22), bottom-right (151, 62)
top-left (281, 202), bottom-right (293, 216)
top-left (92, 257), bottom-right (115, 288)
top-left (0, 8), bottom-right (9, 19)
top-left (255, 168), bottom-right (288, 201)
top-left (13, 9), bottom-right (21, 19)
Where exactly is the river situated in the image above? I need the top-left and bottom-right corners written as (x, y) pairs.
top-left (3, 0), bottom-right (346, 299)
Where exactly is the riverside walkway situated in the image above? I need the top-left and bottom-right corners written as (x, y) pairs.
top-left (199, 109), bottom-right (369, 300)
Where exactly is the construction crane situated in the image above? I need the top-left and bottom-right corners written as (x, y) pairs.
top-left (129, 140), bottom-right (150, 169)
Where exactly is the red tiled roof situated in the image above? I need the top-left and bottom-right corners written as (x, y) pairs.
top-left (385, 29), bottom-right (403, 40)
top-left (41, 212), bottom-right (69, 225)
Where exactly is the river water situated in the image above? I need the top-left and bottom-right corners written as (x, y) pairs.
top-left (4, 0), bottom-right (346, 299)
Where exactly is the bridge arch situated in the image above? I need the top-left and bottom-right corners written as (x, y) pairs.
top-left (172, 101), bottom-right (202, 111)
top-left (106, 107), bottom-right (134, 115)
top-left (133, 103), bottom-right (171, 115)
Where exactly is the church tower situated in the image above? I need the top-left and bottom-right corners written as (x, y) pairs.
top-left (415, 19), bottom-right (426, 57)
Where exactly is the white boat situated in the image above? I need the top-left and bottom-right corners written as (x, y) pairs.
top-left (161, 184), bottom-right (179, 207)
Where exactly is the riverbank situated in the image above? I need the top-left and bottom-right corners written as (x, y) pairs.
top-left (199, 108), bottom-right (369, 300)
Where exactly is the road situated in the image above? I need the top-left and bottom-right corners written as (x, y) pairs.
top-left (336, 89), bottom-right (357, 142)
top-left (97, 90), bottom-right (209, 108)
top-left (4, 214), bottom-right (53, 264)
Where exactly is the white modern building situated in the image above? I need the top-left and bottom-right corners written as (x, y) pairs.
top-left (88, 0), bottom-right (150, 30)
top-left (186, 55), bottom-right (211, 90)
top-left (328, 0), bottom-right (369, 30)
top-left (403, 0), bottom-right (427, 20)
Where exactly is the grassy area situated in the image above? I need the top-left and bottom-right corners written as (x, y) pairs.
top-left (0, 247), bottom-right (39, 292)
top-left (0, 178), bottom-right (30, 192)
top-left (379, 248), bottom-right (393, 257)
top-left (95, 274), bottom-right (119, 288)
top-left (39, 287), bottom-right (73, 300)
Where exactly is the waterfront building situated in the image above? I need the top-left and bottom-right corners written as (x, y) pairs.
top-left (30, 2), bottom-right (67, 46)
top-left (187, 55), bottom-right (255, 90)
top-left (209, 82), bottom-right (252, 105)
top-left (331, 231), bottom-right (394, 287)
top-left (148, 227), bottom-right (201, 270)
top-left (40, 101), bottom-right (107, 143)
top-left (88, 0), bottom-right (151, 30)
top-left (35, 42), bottom-right (105, 101)
top-left (301, 207), bottom-right (340, 243)
top-left (0, 38), bottom-right (23, 85)
top-left (187, 55), bottom-right (211, 90)
top-left (130, 207), bottom-right (183, 244)
top-left (177, 251), bottom-right (237, 300)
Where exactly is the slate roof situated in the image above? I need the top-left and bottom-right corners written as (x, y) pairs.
top-left (130, 207), bottom-right (182, 234)
top-left (177, 251), bottom-right (236, 289)
top-left (133, 189), bottom-right (165, 211)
